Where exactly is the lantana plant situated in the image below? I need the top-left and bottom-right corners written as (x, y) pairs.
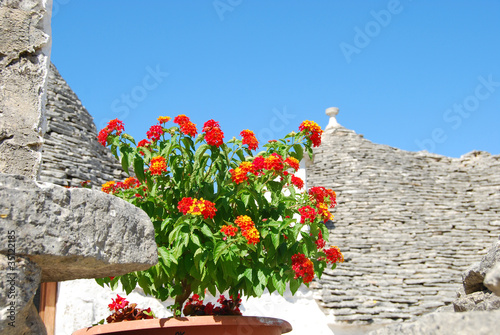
top-left (96, 115), bottom-right (343, 316)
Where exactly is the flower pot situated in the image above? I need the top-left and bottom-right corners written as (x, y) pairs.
top-left (72, 315), bottom-right (292, 335)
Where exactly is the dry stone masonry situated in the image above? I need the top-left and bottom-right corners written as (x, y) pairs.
top-left (0, 2), bottom-right (158, 334)
top-left (40, 63), bottom-right (128, 188)
top-left (308, 109), bottom-right (500, 326)
top-left (0, 0), bottom-right (52, 179)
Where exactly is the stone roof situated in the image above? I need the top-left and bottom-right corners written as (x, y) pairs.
top-left (40, 63), bottom-right (128, 187)
top-left (307, 121), bottom-right (500, 325)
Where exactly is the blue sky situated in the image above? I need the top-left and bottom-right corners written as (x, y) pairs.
top-left (50, 0), bottom-right (500, 158)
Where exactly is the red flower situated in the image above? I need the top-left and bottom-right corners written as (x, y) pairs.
top-left (97, 128), bottom-right (111, 146)
top-left (149, 156), bottom-right (167, 175)
top-left (240, 129), bottom-right (259, 150)
top-left (291, 175), bottom-right (304, 189)
top-left (298, 205), bottom-right (316, 224)
top-left (285, 157), bottom-right (300, 171)
top-left (200, 200), bottom-right (217, 219)
top-left (178, 198), bottom-right (217, 219)
top-left (178, 197), bottom-right (194, 215)
top-left (220, 224), bottom-right (238, 237)
top-left (315, 231), bottom-right (326, 249)
top-left (299, 120), bottom-right (323, 147)
top-left (202, 119), bottom-right (220, 131)
top-left (97, 119), bottom-right (124, 146)
top-left (308, 187), bottom-right (336, 208)
top-left (203, 121), bottom-right (224, 147)
top-left (324, 246), bottom-right (344, 264)
top-left (123, 177), bottom-right (140, 189)
top-left (108, 294), bottom-right (129, 311)
top-left (174, 114), bottom-right (190, 125)
top-left (137, 139), bottom-right (151, 156)
top-left (252, 156), bottom-right (265, 172)
top-left (264, 153), bottom-right (284, 171)
top-left (147, 125), bottom-right (164, 142)
top-left (291, 254), bottom-right (314, 283)
top-left (180, 121), bottom-right (197, 137)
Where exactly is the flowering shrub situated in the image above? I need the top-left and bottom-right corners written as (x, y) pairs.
top-left (96, 115), bottom-right (343, 315)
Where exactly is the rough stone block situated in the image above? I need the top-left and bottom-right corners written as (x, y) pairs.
top-left (368, 310), bottom-right (500, 335)
top-left (0, 254), bottom-right (46, 335)
top-left (462, 239), bottom-right (500, 294)
top-left (0, 0), bottom-right (52, 179)
top-left (484, 263), bottom-right (500, 297)
top-left (0, 174), bottom-right (158, 282)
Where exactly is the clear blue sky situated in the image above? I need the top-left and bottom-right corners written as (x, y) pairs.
top-left (50, 0), bottom-right (500, 158)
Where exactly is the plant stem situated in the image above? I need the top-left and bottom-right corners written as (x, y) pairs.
top-left (174, 281), bottom-right (192, 316)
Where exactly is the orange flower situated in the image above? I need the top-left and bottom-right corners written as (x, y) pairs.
top-left (150, 156), bottom-right (167, 175)
top-left (230, 167), bottom-right (248, 184)
top-left (316, 202), bottom-right (333, 222)
top-left (285, 157), bottom-right (300, 171)
top-left (158, 116), bottom-right (171, 124)
top-left (178, 197), bottom-right (217, 219)
top-left (180, 121), bottom-right (197, 137)
top-left (235, 215), bottom-right (260, 245)
top-left (240, 129), bottom-right (259, 150)
top-left (123, 177), bottom-right (140, 189)
top-left (101, 181), bottom-right (117, 194)
top-left (264, 153), bottom-right (284, 171)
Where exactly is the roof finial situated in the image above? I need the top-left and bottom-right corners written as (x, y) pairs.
top-left (325, 107), bottom-right (341, 130)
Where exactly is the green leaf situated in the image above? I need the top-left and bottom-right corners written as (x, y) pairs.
top-left (290, 278), bottom-right (301, 295)
top-left (200, 224), bottom-right (214, 239)
top-left (214, 242), bottom-right (227, 262)
top-left (272, 275), bottom-right (286, 295)
top-left (133, 156), bottom-right (146, 183)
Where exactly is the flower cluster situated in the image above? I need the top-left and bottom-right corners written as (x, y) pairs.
top-left (299, 120), bottom-right (323, 147)
top-left (240, 129), bottom-right (259, 150)
top-left (235, 215), bottom-right (260, 245)
top-left (149, 156), bottom-right (167, 175)
top-left (203, 120), bottom-right (224, 147)
top-left (105, 295), bottom-right (154, 323)
top-left (291, 253), bottom-right (315, 283)
top-left (177, 197), bottom-right (217, 219)
top-left (97, 119), bottom-right (124, 146)
top-left (324, 246), bottom-right (344, 264)
top-left (174, 114), bottom-right (197, 137)
top-left (220, 224), bottom-right (238, 237)
top-left (298, 205), bottom-right (316, 224)
top-left (183, 294), bottom-right (242, 316)
top-left (147, 125), bottom-right (164, 142)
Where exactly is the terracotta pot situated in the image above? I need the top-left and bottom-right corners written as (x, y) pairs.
top-left (72, 315), bottom-right (292, 335)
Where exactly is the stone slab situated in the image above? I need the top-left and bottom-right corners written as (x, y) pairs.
top-left (0, 173), bottom-right (158, 282)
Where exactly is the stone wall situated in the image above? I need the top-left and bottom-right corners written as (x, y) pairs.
top-left (308, 126), bottom-right (500, 326)
top-left (40, 63), bottom-right (128, 187)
